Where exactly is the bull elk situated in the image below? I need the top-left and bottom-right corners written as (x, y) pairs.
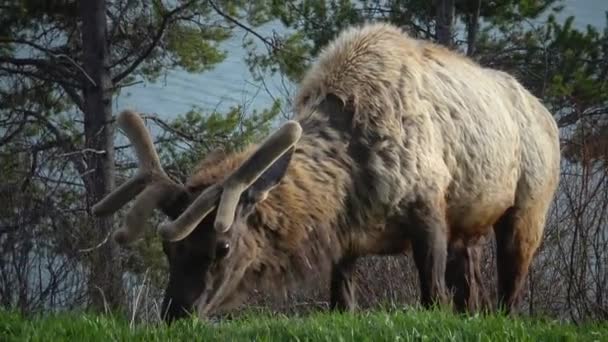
top-left (93, 23), bottom-right (560, 322)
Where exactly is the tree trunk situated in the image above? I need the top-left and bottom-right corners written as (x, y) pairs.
top-left (466, 0), bottom-right (481, 56)
top-left (79, 0), bottom-right (123, 311)
top-left (435, 0), bottom-right (455, 47)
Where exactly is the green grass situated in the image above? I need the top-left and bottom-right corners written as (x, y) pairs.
top-left (1, 308), bottom-right (606, 341)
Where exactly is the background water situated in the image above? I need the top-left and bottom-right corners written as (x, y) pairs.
top-left (114, 0), bottom-right (608, 120)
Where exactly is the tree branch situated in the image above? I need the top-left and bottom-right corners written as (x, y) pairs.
top-left (0, 57), bottom-right (81, 87)
top-left (107, 0), bottom-right (130, 41)
top-left (18, 110), bottom-right (88, 178)
top-left (0, 41), bottom-right (95, 86)
top-left (0, 117), bottom-right (28, 146)
top-left (0, 56), bottom-right (85, 109)
top-left (557, 105), bottom-right (608, 128)
top-left (57, 83), bottom-right (85, 112)
top-left (0, 67), bottom-right (84, 111)
top-left (111, 0), bottom-right (197, 84)
top-left (0, 38), bottom-right (60, 55)
top-left (208, 0), bottom-right (278, 53)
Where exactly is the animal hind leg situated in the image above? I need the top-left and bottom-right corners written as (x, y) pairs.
top-left (493, 205), bottom-right (545, 314)
top-left (445, 242), bottom-right (491, 313)
top-left (330, 257), bottom-right (358, 312)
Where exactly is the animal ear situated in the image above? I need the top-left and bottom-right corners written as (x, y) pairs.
top-left (157, 188), bottom-right (192, 220)
top-left (321, 93), bottom-right (353, 131)
top-left (246, 147), bottom-right (295, 203)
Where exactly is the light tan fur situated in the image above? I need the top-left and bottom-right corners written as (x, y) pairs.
top-left (293, 23), bottom-right (560, 247)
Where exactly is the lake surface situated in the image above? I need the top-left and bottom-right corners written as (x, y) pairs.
top-left (115, 0), bottom-right (607, 120)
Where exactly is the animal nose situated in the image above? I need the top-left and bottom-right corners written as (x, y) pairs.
top-left (161, 297), bottom-right (191, 324)
top-left (216, 240), bottom-right (230, 259)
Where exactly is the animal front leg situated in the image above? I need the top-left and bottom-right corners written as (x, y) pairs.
top-left (330, 257), bottom-right (357, 312)
top-left (407, 199), bottom-right (450, 308)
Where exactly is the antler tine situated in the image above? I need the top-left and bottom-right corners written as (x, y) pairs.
top-left (117, 110), bottom-right (164, 173)
top-left (113, 182), bottom-right (183, 245)
top-left (157, 183), bottom-right (222, 241)
top-left (92, 110), bottom-right (183, 245)
top-left (214, 121), bottom-right (302, 232)
top-left (92, 175), bottom-right (148, 216)
top-left (92, 110), bottom-right (167, 216)
top-left (158, 120), bottom-right (302, 240)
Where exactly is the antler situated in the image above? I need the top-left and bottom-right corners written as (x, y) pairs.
top-left (158, 120), bottom-right (302, 241)
top-left (92, 110), bottom-right (184, 245)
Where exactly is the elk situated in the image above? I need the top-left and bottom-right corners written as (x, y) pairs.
top-left (93, 23), bottom-right (560, 322)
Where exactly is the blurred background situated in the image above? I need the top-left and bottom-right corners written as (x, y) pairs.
top-left (1, 0), bottom-right (606, 323)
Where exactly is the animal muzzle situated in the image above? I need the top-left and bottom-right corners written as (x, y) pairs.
top-left (161, 295), bottom-right (192, 323)
top-left (162, 286), bottom-right (211, 323)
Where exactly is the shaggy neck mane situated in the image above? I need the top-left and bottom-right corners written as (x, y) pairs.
top-left (186, 105), bottom-right (354, 295)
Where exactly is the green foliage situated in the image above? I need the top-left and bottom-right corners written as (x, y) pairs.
top-left (2, 308), bottom-right (607, 341)
top-left (245, 30), bottom-right (313, 82)
top-left (157, 99), bottom-right (281, 177)
top-left (166, 25), bottom-right (227, 73)
top-left (476, 0), bottom-right (559, 24)
top-left (245, 1), bottom-right (566, 82)
top-left (474, 10), bottom-right (607, 164)
top-left (246, 0), bottom-right (365, 82)
top-left (543, 15), bottom-right (608, 107)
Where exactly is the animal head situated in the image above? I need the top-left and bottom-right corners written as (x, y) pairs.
top-left (92, 110), bottom-right (302, 322)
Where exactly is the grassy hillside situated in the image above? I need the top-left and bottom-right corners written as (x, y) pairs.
top-left (1, 308), bottom-right (606, 341)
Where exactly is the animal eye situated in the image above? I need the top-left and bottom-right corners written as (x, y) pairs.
top-left (215, 241), bottom-right (230, 259)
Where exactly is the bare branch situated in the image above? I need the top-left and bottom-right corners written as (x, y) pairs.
top-left (56, 54), bottom-right (97, 86)
top-left (0, 117), bottom-right (28, 145)
top-left (0, 38), bottom-right (61, 55)
top-left (208, 0), bottom-right (277, 53)
top-left (0, 46), bottom-right (95, 87)
top-left (58, 148), bottom-right (107, 158)
top-left (0, 57), bottom-right (85, 110)
top-left (57, 83), bottom-right (85, 111)
top-left (18, 109), bottom-right (88, 178)
top-left (0, 58), bottom-right (80, 87)
top-left (111, 0), bottom-right (198, 84)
